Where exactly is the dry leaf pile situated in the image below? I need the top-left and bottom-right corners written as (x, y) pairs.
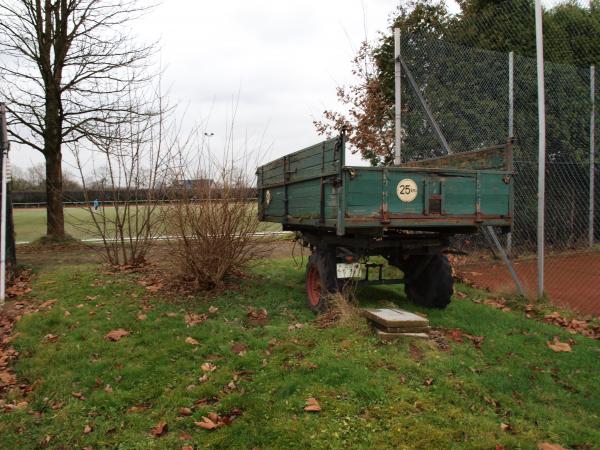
top-left (1, 273), bottom-right (36, 401)
top-left (543, 312), bottom-right (600, 339)
top-left (6, 269), bottom-right (33, 298)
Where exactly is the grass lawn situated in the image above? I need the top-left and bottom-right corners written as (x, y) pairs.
top-left (1, 257), bottom-right (599, 449)
top-left (13, 206), bottom-right (281, 242)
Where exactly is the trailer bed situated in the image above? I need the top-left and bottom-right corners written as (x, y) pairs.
top-left (257, 136), bottom-right (513, 236)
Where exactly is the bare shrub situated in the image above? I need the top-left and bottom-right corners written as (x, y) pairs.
top-left (70, 88), bottom-right (172, 266)
top-left (161, 140), bottom-right (270, 290)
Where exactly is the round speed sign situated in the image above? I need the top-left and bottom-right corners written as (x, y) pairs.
top-left (396, 178), bottom-right (418, 202)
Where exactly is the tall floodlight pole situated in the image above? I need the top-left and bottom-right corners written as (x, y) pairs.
top-left (0, 103), bottom-right (8, 307)
top-left (590, 65), bottom-right (596, 248)
top-left (534, 0), bottom-right (546, 299)
top-left (394, 28), bottom-right (402, 165)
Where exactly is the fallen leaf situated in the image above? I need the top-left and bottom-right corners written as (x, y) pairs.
top-left (104, 328), bottom-right (130, 341)
top-left (304, 397), bottom-right (321, 412)
top-left (72, 392), bottom-right (86, 400)
top-left (150, 421), bottom-right (168, 437)
top-left (484, 298), bottom-right (507, 309)
top-left (63, 310), bottom-right (71, 317)
top-left (231, 342), bottom-right (248, 354)
top-left (137, 313), bottom-right (147, 321)
top-left (180, 431), bottom-right (192, 440)
top-left (446, 329), bottom-right (464, 343)
top-left (208, 306), bottom-right (218, 314)
top-left (44, 334), bottom-right (59, 343)
top-left (185, 313), bottom-right (207, 326)
top-left (40, 300), bottom-right (56, 309)
top-left (201, 363), bottom-right (217, 372)
top-left (198, 374), bottom-right (209, 383)
top-left (455, 291), bottom-right (467, 299)
top-left (182, 446), bottom-right (194, 450)
top-left (195, 416), bottom-right (217, 430)
top-left (104, 385), bottom-right (113, 393)
top-left (179, 407), bottom-right (193, 416)
top-left (409, 343), bottom-right (424, 361)
top-left (146, 283), bottom-right (164, 293)
top-left (464, 333), bottom-right (485, 350)
top-left (423, 378), bottom-right (434, 386)
top-left (83, 424), bottom-right (92, 434)
top-left (500, 422), bottom-right (512, 432)
top-left (246, 307), bottom-right (268, 325)
top-left (547, 336), bottom-right (572, 353)
top-left (537, 443), bottom-right (567, 450)
top-left (127, 403), bottom-right (151, 413)
top-left (185, 337), bottom-right (199, 346)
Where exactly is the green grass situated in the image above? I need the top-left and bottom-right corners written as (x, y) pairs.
top-left (13, 206), bottom-right (281, 242)
top-left (1, 258), bottom-right (599, 449)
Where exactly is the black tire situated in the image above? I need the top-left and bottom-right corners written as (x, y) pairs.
top-left (305, 248), bottom-right (338, 313)
top-left (402, 254), bottom-right (453, 309)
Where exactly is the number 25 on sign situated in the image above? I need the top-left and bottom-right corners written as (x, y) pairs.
top-left (396, 179), bottom-right (418, 202)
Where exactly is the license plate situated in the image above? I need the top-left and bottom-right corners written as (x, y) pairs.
top-left (336, 263), bottom-right (361, 279)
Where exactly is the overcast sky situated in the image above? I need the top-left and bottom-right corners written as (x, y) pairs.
top-left (9, 0), bottom-right (583, 173)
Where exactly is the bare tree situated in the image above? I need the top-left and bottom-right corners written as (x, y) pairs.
top-left (0, 0), bottom-right (155, 237)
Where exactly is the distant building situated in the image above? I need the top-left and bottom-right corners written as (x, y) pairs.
top-left (177, 178), bottom-right (216, 190)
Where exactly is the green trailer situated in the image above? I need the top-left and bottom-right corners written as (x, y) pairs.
top-left (257, 134), bottom-right (513, 312)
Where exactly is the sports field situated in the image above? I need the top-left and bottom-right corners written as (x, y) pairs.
top-left (13, 206), bottom-right (281, 243)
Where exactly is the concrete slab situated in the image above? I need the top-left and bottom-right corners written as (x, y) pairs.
top-left (374, 329), bottom-right (430, 341)
top-left (362, 308), bottom-right (429, 328)
top-left (370, 322), bottom-right (430, 334)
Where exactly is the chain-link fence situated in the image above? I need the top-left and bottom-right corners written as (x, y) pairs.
top-left (397, 1), bottom-right (599, 309)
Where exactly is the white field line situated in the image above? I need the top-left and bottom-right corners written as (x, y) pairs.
top-left (15, 230), bottom-right (293, 245)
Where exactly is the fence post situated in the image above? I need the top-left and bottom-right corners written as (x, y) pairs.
top-left (0, 103), bottom-right (7, 307)
top-left (507, 51), bottom-right (514, 256)
top-left (534, 0), bottom-right (546, 299)
top-left (590, 65), bottom-right (596, 248)
top-left (394, 28), bottom-right (402, 165)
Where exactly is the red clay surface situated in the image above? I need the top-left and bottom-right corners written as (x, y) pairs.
top-left (458, 251), bottom-right (600, 317)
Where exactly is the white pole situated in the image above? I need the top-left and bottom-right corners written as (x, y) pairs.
top-left (590, 65), bottom-right (596, 248)
top-left (508, 51), bottom-right (514, 139)
top-left (394, 28), bottom-right (402, 165)
top-left (0, 103), bottom-right (7, 306)
top-left (507, 51), bottom-right (514, 256)
top-left (534, 0), bottom-right (546, 299)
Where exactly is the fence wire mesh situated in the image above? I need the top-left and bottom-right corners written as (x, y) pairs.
top-left (397, 1), bottom-right (599, 308)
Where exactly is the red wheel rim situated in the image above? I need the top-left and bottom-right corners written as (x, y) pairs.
top-left (306, 265), bottom-right (322, 307)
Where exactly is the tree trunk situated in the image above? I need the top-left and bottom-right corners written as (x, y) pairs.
top-left (44, 74), bottom-right (65, 238)
top-left (45, 148), bottom-right (64, 237)
top-left (45, 154), bottom-right (65, 238)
